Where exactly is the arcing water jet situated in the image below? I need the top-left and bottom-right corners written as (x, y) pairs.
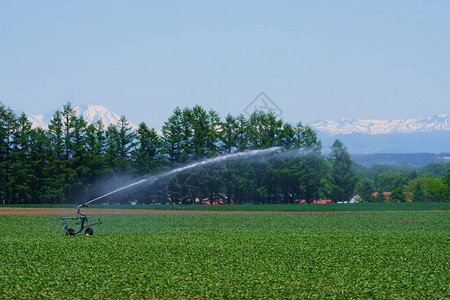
top-left (155, 146), bottom-right (280, 180)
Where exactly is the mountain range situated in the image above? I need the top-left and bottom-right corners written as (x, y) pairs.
top-left (309, 113), bottom-right (450, 155)
top-left (12, 104), bottom-right (450, 155)
top-left (15, 104), bottom-right (139, 130)
top-left (310, 114), bottom-right (449, 135)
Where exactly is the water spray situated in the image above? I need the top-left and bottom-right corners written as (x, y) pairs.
top-left (59, 147), bottom-right (279, 235)
top-left (157, 146), bottom-right (280, 180)
top-left (84, 179), bottom-right (148, 205)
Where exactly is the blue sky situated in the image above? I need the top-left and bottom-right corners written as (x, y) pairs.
top-left (1, 0), bottom-right (449, 129)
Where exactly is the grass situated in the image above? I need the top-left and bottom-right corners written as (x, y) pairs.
top-left (0, 206), bottom-right (449, 298)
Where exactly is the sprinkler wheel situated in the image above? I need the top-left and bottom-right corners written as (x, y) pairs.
top-left (66, 228), bottom-right (75, 236)
top-left (85, 228), bottom-right (94, 236)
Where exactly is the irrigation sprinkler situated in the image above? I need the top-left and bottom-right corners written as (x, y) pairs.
top-left (59, 204), bottom-right (102, 236)
top-left (59, 179), bottom-right (148, 236)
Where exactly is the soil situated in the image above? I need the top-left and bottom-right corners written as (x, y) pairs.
top-left (0, 207), bottom-right (447, 216)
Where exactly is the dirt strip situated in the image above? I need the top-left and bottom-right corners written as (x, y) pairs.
top-left (0, 207), bottom-right (448, 216)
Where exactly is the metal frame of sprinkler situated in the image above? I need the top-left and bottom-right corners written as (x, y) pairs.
top-left (59, 201), bottom-right (102, 236)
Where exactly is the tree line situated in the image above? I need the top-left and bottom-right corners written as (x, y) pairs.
top-left (1, 101), bottom-right (449, 205)
top-left (355, 162), bottom-right (450, 202)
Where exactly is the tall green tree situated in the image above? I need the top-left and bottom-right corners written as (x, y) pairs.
top-left (61, 102), bottom-right (78, 160)
top-left (327, 139), bottom-right (356, 202)
top-left (444, 169), bottom-right (450, 201)
top-left (190, 105), bottom-right (209, 159)
top-left (206, 109), bottom-right (220, 156)
top-left (134, 122), bottom-right (161, 175)
top-left (71, 116), bottom-right (87, 159)
top-left (247, 110), bottom-right (282, 149)
top-left (84, 120), bottom-right (107, 180)
top-left (44, 110), bottom-right (67, 203)
top-left (412, 181), bottom-right (425, 202)
top-left (8, 113), bottom-right (34, 204)
top-left (49, 103), bottom-right (88, 203)
top-left (294, 122), bottom-right (318, 148)
top-left (443, 169), bottom-right (450, 202)
top-left (28, 128), bottom-right (52, 204)
top-left (162, 107), bottom-right (184, 164)
top-left (278, 123), bottom-right (296, 150)
top-left (180, 107), bottom-right (194, 161)
top-left (48, 110), bottom-right (64, 160)
top-left (299, 145), bottom-right (326, 203)
top-left (116, 116), bottom-right (136, 172)
top-left (68, 115), bottom-right (89, 202)
top-left (105, 124), bottom-right (120, 172)
top-left (104, 116), bottom-right (136, 174)
top-left (0, 103), bottom-right (16, 204)
top-left (219, 113), bottom-right (238, 154)
top-left (235, 114), bottom-right (249, 152)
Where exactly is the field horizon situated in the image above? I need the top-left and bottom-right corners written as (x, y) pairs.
top-left (2, 202), bottom-right (449, 212)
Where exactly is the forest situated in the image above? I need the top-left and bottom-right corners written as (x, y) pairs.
top-left (1, 102), bottom-right (449, 205)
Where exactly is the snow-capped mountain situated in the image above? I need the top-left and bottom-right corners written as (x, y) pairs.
top-left (21, 104), bottom-right (139, 130)
top-left (311, 114), bottom-right (450, 135)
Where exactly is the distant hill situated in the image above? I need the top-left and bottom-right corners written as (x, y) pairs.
top-left (317, 131), bottom-right (450, 154)
top-left (351, 152), bottom-right (450, 167)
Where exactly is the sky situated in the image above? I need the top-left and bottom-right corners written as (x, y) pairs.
top-left (1, 0), bottom-right (449, 129)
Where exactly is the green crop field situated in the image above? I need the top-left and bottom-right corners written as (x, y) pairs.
top-left (1, 207), bottom-right (449, 298)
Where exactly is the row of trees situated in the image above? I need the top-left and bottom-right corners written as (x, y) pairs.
top-left (2, 101), bottom-right (448, 205)
top-left (1, 102), bottom-right (358, 205)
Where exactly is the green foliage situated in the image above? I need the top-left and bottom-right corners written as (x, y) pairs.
top-left (134, 122), bottom-right (162, 175)
top-left (354, 162), bottom-right (415, 181)
top-left (445, 170), bottom-right (450, 201)
top-left (1, 102), bottom-right (330, 205)
top-left (390, 187), bottom-right (407, 202)
top-left (377, 172), bottom-right (409, 192)
top-left (405, 178), bottom-right (447, 202)
top-left (327, 139), bottom-right (357, 202)
top-left (0, 210), bottom-right (448, 298)
top-left (355, 178), bottom-right (375, 202)
top-left (412, 181), bottom-right (426, 202)
top-left (420, 162), bottom-right (448, 179)
top-left (162, 106), bottom-right (184, 164)
top-left (218, 113), bottom-right (239, 153)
